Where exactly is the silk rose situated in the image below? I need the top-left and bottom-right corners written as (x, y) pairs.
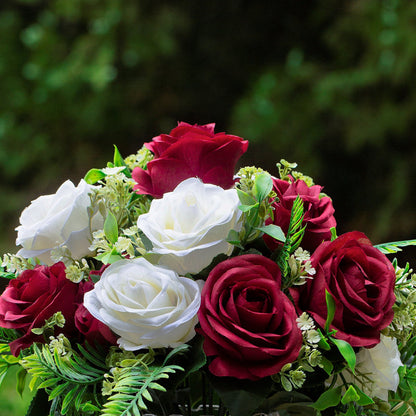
top-left (84, 258), bottom-right (202, 351)
top-left (16, 179), bottom-right (103, 265)
top-left (198, 254), bottom-right (302, 380)
top-left (74, 280), bottom-right (117, 347)
top-left (292, 231), bottom-right (396, 348)
top-left (132, 122), bottom-right (248, 198)
top-left (137, 178), bottom-right (242, 275)
top-left (264, 178), bottom-right (336, 253)
top-left (331, 335), bottom-right (402, 401)
top-left (0, 262), bottom-right (89, 356)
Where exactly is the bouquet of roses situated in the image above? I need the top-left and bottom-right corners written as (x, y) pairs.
top-left (0, 122), bottom-right (415, 416)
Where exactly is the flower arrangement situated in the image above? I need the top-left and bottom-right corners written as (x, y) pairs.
top-left (0, 122), bottom-right (415, 416)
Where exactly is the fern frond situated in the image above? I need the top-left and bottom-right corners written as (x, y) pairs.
top-left (102, 346), bottom-right (188, 416)
top-left (375, 239), bottom-right (416, 254)
top-left (277, 195), bottom-right (305, 279)
top-left (0, 327), bottom-right (20, 344)
top-left (21, 343), bottom-right (107, 415)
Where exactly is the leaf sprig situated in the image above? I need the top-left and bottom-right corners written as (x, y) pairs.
top-left (21, 343), bottom-right (107, 415)
top-left (277, 195), bottom-right (306, 286)
top-left (101, 346), bottom-right (186, 416)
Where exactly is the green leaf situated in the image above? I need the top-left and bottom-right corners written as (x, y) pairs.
top-left (61, 387), bottom-right (79, 415)
top-left (280, 375), bottom-right (292, 392)
top-left (330, 336), bottom-right (356, 373)
top-left (374, 239), bottom-right (416, 254)
top-left (21, 343), bottom-right (106, 415)
top-left (236, 188), bottom-right (257, 206)
top-left (317, 329), bottom-right (330, 351)
top-left (238, 203), bottom-right (259, 212)
top-left (113, 145), bottom-right (126, 167)
top-left (138, 230), bottom-right (153, 251)
top-left (256, 224), bottom-right (285, 242)
top-left (104, 211), bottom-right (119, 244)
top-left (320, 356), bottom-right (334, 375)
top-left (354, 386), bottom-right (374, 406)
top-left (84, 168), bottom-right (106, 184)
top-left (408, 377), bottom-right (416, 404)
top-left (345, 404), bottom-right (358, 416)
top-left (113, 145), bottom-right (132, 178)
top-left (16, 367), bottom-right (27, 397)
top-left (330, 227), bottom-right (337, 241)
top-left (324, 290), bottom-right (336, 333)
top-left (253, 172), bottom-right (273, 202)
top-left (96, 249), bottom-right (124, 265)
top-left (311, 386), bottom-right (342, 411)
top-left (226, 229), bottom-right (242, 246)
top-left (277, 195), bottom-right (305, 279)
top-left (212, 377), bottom-right (272, 416)
top-left (256, 391), bottom-right (314, 415)
top-left (341, 385), bottom-right (360, 405)
top-left (0, 270), bottom-right (16, 279)
top-left (25, 389), bottom-right (51, 416)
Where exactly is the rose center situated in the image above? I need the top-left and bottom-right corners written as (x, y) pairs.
top-left (238, 288), bottom-right (269, 313)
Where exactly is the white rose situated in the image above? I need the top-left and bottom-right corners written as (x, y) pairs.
top-left (137, 178), bottom-right (242, 275)
top-left (16, 179), bottom-right (103, 265)
top-left (330, 335), bottom-right (403, 401)
top-left (83, 258), bottom-right (202, 351)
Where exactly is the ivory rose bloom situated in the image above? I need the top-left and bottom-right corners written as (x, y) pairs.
top-left (137, 178), bottom-right (243, 275)
top-left (83, 258), bottom-right (202, 351)
top-left (332, 335), bottom-right (403, 401)
top-left (16, 179), bottom-right (103, 265)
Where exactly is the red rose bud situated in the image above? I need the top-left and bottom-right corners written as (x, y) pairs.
top-left (264, 178), bottom-right (336, 252)
top-left (291, 231), bottom-right (396, 348)
top-left (75, 300), bottom-right (117, 347)
top-left (198, 254), bottom-right (302, 380)
top-left (132, 122), bottom-right (248, 198)
top-left (0, 262), bottom-right (89, 355)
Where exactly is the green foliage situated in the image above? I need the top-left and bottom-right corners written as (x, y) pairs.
top-left (21, 343), bottom-right (107, 415)
top-left (231, 169), bottom-right (277, 248)
top-left (0, 344), bottom-right (21, 389)
top-left (0, 328), bottom-right (21, 345)
top-left (324, 290), bottom-right (336, 333)
top-left (101, 346), bottom-right (186, 416)
top-left (375, 240), bottom-right (416, 254)
top-left (103, 211), bottom-right (119, 245)
top-left (277, 195), bottom-right (306, 286)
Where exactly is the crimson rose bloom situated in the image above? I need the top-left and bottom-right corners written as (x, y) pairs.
top-left (264, 178), bottom-right (336, 252)
top-left (198, 254), bottom-right (302, 380)
top-left (0, 262), bottom-right (89, 355)
top-left (75, 304), bottom-right (117, 347)
top-left (132, 122), bottom-right (248, 198)
top-left (75, 276), bottom-right (117, 347)
top-left (291, 232), bottom-right (396, 348)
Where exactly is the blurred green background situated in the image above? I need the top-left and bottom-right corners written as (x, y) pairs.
top-left (1, 0), bottom-right (416, 413)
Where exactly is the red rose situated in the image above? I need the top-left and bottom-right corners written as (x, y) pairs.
top-left (74, 266), bottom-right (116, 347)
top-left (132, 122), bottom-right (248, 198)
top-left (0, 262), bottom-right (88, 355)
top-left (291, 232), bottom-right (396, 348)
top-left (264, 178), bottom-right (336, 252)
top-left (198, 254), bottom-right (302, 380)
top-left (75, 303), bottom-right (117, 347)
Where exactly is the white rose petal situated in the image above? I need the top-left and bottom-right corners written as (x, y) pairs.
top-left (84, 258), bottom-right (202, 351)
top-left (328, 335), bottom-right (403, 401)
top-left (16, 179), bottom-right (103, 265)
top-left (137, 178), bottom-right (243, 275)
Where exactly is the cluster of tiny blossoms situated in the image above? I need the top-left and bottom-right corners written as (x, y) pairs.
top-left (288, 247), bottom-right (316, 286)
top-left (273, 312), bottom-right (323, 392)
top-left (386, 262), bottom-right (416, 344)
